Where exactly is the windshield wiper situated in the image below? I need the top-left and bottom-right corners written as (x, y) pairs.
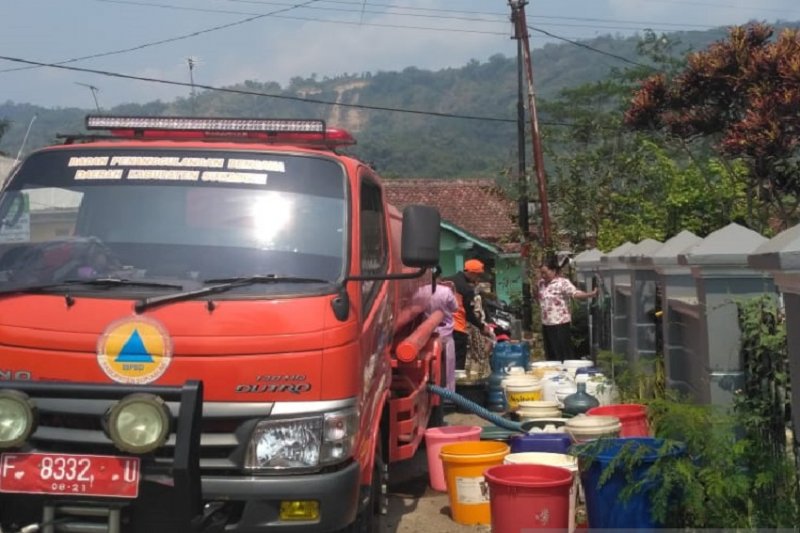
top-left (0, 278), bottom-right (183, 297)
top-left (134, 274), bottom-right (331, 313)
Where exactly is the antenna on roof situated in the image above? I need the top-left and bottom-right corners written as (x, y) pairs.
top-left (14, 113), bottom-right (37, 164)
top-left (75, 82), bottom-right (101, 112)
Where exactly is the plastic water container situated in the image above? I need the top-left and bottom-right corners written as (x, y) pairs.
top-left (517, 400), bottom-right (561, 420)
top-left (491, 342), bottom-right (530, 373)
top-left (509, 433), bottom-right (572, 454)
top-left (530, 360), bottom-right (563, 379)
top-left (584, 374), bottom-right (617, 406)
top-left (503, 452), bottom-right (580, 532)
top-left (564, 414), bottom-right (621, 443)
top-left (543, 373), bottom-right (574, 403)
top-left (555, 383), bottom-right (578, 408)
top-left (485, 463), bottom-right (573, 532)
top-left (502, 376), bottom-right (542, 411)
top-left (440, 441), bottom-right (509, 525)
top-left (563, 359), bottom-right (593, 378)
top-left (424, 425), bottom-right (482, 492)
top-left (578, 437), bottom-right (687, 528)
top-left (587, 404), bottom-right (650, 437)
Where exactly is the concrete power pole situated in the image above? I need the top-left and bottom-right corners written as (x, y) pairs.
top-left (187, 57), bottom-right (198, 115)
top-left (509, 1), bottom-right (533, 334)
top-left (510, 0), bottom-right (553, 250)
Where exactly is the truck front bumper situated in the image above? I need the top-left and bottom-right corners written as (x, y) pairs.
top-left (200, 462), bottom-right (360, 532)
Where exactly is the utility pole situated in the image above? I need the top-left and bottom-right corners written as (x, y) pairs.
top-left (187, 57), bottom-right (198, 115)
top-left (510, 2), bottom-right (533, 334)
top-left (510, 0), bottom-right (552, 250)
top-left (75, 82), bottom-right (101, 112)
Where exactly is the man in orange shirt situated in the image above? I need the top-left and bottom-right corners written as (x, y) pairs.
top-left (445, 259), bottom-right (493, 371)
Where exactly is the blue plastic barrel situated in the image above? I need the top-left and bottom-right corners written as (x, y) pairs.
top-left (490, 341), bottom-right (530, 372)
top-left (509, 433), bottom-right (571, 454)
top-left (578, 437), bottom-right (686, 528)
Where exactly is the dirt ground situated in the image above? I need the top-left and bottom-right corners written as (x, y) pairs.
top-left (382, 411), bottom-right (492, 533)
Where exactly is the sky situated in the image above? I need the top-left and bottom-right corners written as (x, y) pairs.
top-left (2, 0), bottom-right (799, 109)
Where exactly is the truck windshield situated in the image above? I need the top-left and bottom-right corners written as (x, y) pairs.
top-left (0, 148), bottom-right (347, 294)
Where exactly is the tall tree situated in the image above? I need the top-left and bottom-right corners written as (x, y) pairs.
top-left (625, 23), bottom-right (800, 230)
top-left (543, 32), bottom-right (750, 250)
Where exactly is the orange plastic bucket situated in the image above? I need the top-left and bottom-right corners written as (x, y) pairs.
top-left (587, 404), bottom-right (650, 437)
top-left (440, 440), bottom-right (510, 525)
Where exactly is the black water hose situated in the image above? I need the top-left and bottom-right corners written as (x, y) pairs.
top-left (427, 383), bottom-right (523, 433)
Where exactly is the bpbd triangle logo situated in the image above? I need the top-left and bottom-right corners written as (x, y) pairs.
top-left (97, 317), bottom-right (172, 384)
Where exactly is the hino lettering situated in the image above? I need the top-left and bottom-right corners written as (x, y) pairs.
top-left (0, 370), bottom-right (32, 381)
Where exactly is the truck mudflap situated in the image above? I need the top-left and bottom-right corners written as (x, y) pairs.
top-left (388, 336), bottom-right (442, 462)
top-left (0, 380), bottom-right (205, 532)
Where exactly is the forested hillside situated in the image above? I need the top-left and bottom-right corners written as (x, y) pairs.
top-left (0, 25), bottom-right (748, 177)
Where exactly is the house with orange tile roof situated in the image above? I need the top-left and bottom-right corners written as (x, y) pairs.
top-left (384, 178), bottom-right (523, 305)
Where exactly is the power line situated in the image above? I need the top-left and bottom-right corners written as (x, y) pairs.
top-left (94, 0), bottom-right (724, 31)
top-left (0, 54), bottom-right (528, 123)
top-left (1, 0), bottom-right (717, 81)
top-left (0, 0), bottom-right (322, 74)
top-left (528, 25), bottom-right (657, 71)
top-left (631, 0), bottom-right (800, 15)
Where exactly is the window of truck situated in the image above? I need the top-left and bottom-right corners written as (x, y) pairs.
top-left (0, 148), bottom-right (347, 295)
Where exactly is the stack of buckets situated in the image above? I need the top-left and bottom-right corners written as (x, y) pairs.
top-left (425, 403), bottom-right (656, 531)
top-left (437, 439), bottom-right (576, 531)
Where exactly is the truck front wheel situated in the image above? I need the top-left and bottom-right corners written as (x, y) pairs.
top-left (346, 439), bottom-right (387, 533)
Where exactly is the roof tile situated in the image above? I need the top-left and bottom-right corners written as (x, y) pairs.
top-left (384, 178), bottom-right (519, 251)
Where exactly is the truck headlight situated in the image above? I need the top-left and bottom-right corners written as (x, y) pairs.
top-left (245, 407), bottom-right (358, 471)
top-left (105, 393), bottom-right (171, 454)
top-left (0, 390), bottom-right (37, 449)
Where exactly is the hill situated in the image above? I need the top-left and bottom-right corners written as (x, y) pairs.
top-left (0, 25), bottom-right (758, 177)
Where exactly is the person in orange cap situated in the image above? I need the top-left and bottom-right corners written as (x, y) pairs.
top-left (445, 259), bottom-right (493, 372)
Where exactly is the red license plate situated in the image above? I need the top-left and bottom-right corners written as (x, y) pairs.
top-left (0, 453), bottom-right (140, 498)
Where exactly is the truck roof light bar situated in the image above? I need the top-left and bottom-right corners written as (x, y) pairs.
top-left (86, 116), bottom-right (326, 133)
top-left (83, 116), bottom-right (356, 148)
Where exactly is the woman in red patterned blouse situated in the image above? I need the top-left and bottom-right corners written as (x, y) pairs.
top-left (535, 255), bottom-right (598, 360)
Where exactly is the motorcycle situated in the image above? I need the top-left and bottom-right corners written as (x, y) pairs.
top-left (483, 298), bottom-right (516, 342)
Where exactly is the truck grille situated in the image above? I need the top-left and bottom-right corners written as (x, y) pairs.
top-left (27, 397), bottom-right (268, 474)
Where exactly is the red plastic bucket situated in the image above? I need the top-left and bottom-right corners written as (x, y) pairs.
top-left (484, 463), bottom-right (573, 532)
top-left (424, 425), bottom-right (482, 491)
top-left (586, 404), bottom-right (649, 437)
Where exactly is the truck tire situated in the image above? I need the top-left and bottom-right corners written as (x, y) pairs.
top-left (346, 439), bottom-right (387, 533)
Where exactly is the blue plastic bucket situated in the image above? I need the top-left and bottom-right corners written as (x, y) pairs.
top-left (577, 437), bottom-right (686, 528)
top-left (509, 433), bottom-right (572, 454)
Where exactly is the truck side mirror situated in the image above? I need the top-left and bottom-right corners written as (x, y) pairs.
top-left (0, 191), bottom-right (25, 230)
top-left (401, 205), bottom-right (440, 268)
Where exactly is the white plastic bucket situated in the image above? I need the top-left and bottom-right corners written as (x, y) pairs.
top-left (563, 359), bottom-right (593, 378)
top-left (517, 400), bottom-right (561, 420)
top-left (564, 414), bottom-right (621, 444)
top-left (585, 374), bottom-right (617, 406)
top-left (503, 452), bottom-right (579, 533)
top-left (530, 360), bottom-right (563, 379)
top-left (544, 373), bottom-right (574, 404)
top-left (554, 383), bottom-right (578, 408)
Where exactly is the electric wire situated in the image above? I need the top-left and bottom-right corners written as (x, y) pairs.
top-left (3, 0), bottom-right (749, 80)
top-left (0, 0), bottom-right (322, 74)
top-left (91, 0), bottom-right (722, 32)
top-left (528, 25), bottom-right (658, 71)
top-left (0, 54), bottom-right (531, 124)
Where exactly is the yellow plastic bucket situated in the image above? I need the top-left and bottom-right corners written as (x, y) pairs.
top-left (440, 440), bottom-right (510, 525)
top-left (506, 380), bottom-right (543, 411)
